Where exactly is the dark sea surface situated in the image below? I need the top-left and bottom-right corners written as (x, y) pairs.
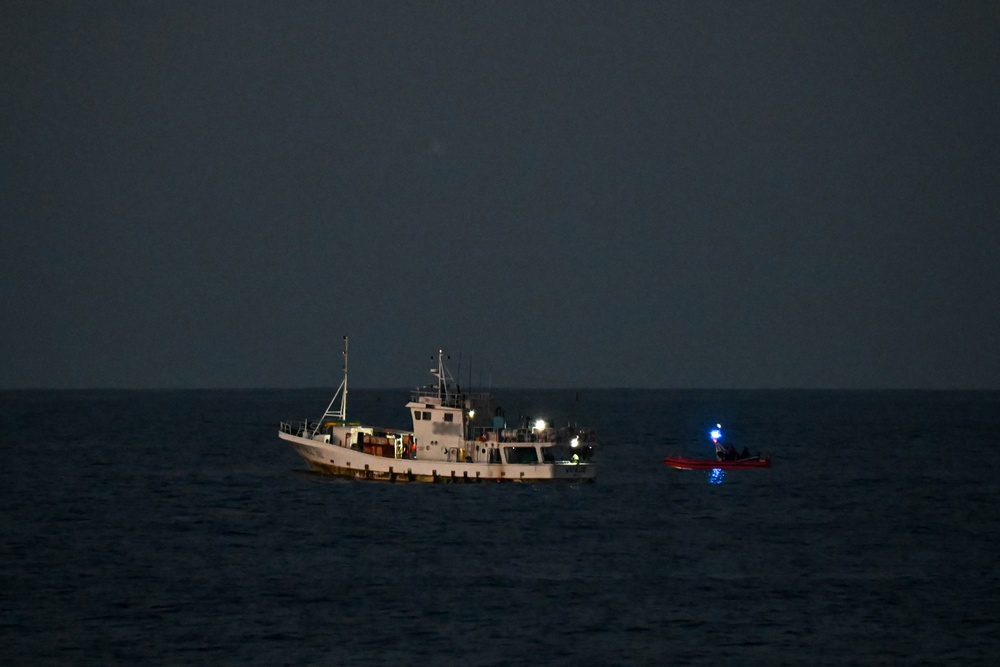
top-left (2, 389), bottom-right (999, 666)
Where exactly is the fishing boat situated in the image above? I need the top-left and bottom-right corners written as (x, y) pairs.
top-left (663, 455), bottom-right (772, 470)
top-left (278, 339), bottom-right (597, 482)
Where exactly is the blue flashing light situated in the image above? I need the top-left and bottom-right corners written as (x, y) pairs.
top-left (710, 423), bottom-right (722, 442)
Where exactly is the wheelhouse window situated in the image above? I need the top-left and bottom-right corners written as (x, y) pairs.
top-left (443, 413), bottom-right (454, 422)
top-left (504, 446), bottom-right (539, 464)
top-left (422, 411), bottom-right (431, 420)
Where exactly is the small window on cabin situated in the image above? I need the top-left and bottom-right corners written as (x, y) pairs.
top-left (422, 411), bottom-right (432, 420)
top-left (443, 413), bottom-right (453, 422)
top-left (413, 411), bottom-right (421, 420)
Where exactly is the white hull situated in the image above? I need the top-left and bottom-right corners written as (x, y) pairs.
top-left (278, 429), bottom-right (596, 483)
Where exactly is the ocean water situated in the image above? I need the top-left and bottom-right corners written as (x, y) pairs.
top-left (2, 388), bottom-right (999, 666)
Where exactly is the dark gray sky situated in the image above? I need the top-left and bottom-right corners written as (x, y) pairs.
top-left (3, 1), bottom-right (998, 389)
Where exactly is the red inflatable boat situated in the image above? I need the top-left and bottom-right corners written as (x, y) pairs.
top-left (663, 455), bottom-right (772, 470)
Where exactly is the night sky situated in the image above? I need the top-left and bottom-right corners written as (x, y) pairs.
top-left (3, 2), bottom-right (998, 389)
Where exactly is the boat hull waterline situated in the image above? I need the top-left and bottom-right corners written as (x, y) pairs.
top-left (663, 455), bottom-right (772, 470)
top-left (279, 429), bottom-right (595, 482)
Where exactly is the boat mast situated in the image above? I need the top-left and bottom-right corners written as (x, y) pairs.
top-left (430, 349), bottom-right (459, 404)
top-left (314, 335), bottom-right (349, 436)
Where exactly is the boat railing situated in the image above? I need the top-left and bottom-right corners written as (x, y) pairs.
top-left (471, 425), bottom-right (597, 444)
top-left (410, 388), bottom-right (465, 408)
top-left (279, 420), bottom-right (315, 438)
top-left (409, 388), bottom-right (494, 410)
top-left (279, 420), bottom-right (297, 435)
